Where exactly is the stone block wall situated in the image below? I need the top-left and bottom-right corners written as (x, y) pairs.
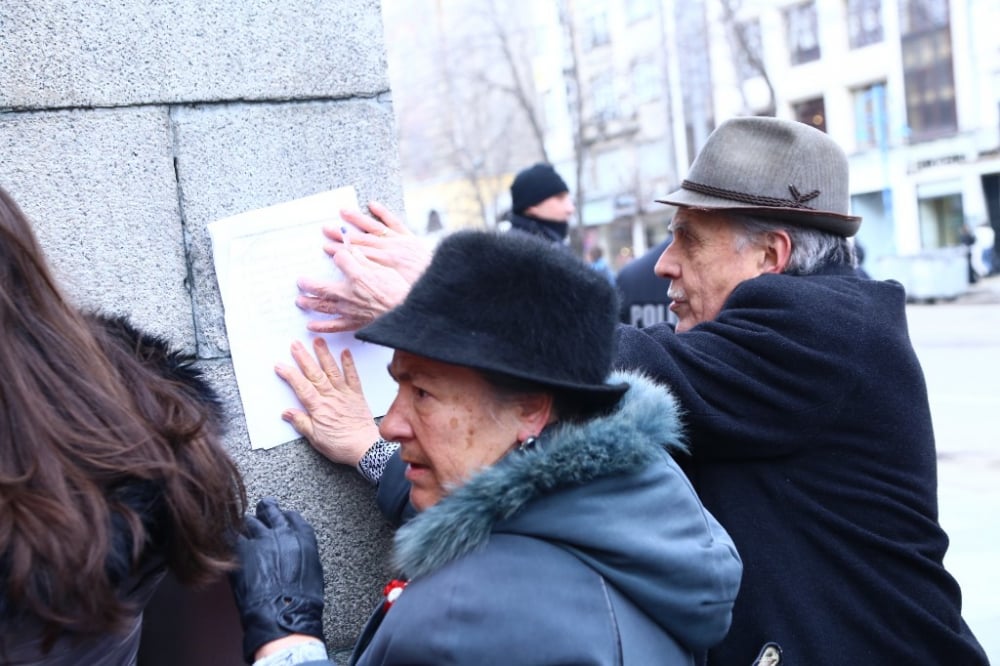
top-left (0, 1), bottom-right (401, 661)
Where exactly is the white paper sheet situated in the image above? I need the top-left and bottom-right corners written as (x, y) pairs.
top-left (208, 187), bottom-right (396, 450)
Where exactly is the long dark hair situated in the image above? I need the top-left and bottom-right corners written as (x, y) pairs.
top-left (0, 187), bottom-right (246, 645)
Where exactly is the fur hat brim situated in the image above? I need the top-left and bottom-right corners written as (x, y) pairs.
top-left (358, 309), bottom-right (628, 409)
top-left (355, 231), bottom-right (628, 411)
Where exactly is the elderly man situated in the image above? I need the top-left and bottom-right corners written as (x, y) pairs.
top-left (611, 117), bottom-right (987, 664)
top-left (287, 117), bottom-right (987, 665)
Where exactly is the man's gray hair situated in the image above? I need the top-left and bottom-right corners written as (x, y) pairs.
top-left (729, 213), bottom-right (858, 275)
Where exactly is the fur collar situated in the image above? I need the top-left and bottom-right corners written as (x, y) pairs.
top-left (392, 370), bottom-right (685, 578)
top-left (86, 312), bottom-right (224, 426)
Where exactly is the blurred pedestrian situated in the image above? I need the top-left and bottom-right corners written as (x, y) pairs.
top-left (587, 245), bottom-right (615, 283)
top-left (506, 162), bottom-right (575, 243)
top-left (612, 117), bottom-right (988, 664)
top-left (960, 223), bottom-right (978, 283)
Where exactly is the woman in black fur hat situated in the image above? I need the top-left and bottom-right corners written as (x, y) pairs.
top-left (0, 186), bottom-right (246, 664)
top-left (230, 230), bottom-right (742, 666)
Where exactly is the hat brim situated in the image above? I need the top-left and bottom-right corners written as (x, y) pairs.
top-left (356, 305), bottom-right (629, 410)
top-left (657, 189), bottom-right (861, 237)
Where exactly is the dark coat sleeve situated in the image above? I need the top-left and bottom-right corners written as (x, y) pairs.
top-left (614, 273), bottom-right (905, 460)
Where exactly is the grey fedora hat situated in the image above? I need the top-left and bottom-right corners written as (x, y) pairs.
top-left (657, 116), bottom-right (861, 237)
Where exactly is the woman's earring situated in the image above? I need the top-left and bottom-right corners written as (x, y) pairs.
top-left (518, 435), bottom-right (537, 451)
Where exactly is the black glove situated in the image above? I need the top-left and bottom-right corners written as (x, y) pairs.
top-left (229, 498), bottom-right (326, 664)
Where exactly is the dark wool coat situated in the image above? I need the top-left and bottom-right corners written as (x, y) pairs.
top-left (615, 266), bottom-right (988, 665)
top-left (0, 314), bottom-right (224, 666)
top-left (310, 372), bottom-right (741, 666)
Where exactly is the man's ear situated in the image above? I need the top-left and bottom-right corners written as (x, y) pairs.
top-left (762, 230), bottom-right (792, 273)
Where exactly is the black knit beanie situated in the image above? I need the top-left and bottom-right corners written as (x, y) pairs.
top-left (510, 163), bottom-right (569, 214)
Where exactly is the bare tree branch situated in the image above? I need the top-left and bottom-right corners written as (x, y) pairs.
top-left (719, 0), bottom-right (776, 116)
top-left (481, 0), bottom-right (549, 162)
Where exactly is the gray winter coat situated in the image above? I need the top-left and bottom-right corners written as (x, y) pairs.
top-left (301, 371), bottom-right (741, 666)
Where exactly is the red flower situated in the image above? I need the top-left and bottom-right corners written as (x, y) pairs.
top-left (382, 579), bottom-right (408, 610)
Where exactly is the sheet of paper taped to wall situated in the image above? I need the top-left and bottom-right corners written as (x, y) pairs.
top-left (208, 186), bottom-right (396, 450)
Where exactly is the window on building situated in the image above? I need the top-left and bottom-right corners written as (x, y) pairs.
top-left (590, 71), bottom-right (617, 121)
top-left (853, 82), bottom-right (888, 148)
top-left (899, 0), bottom-right (949, 32)
top-left (847, 0), bottom-right (883, 48)
top-left (899, 0), bottom-right (956, 139)
top-left (785, 2), bottom-right (820, 65)
top-left (794, 97), bottom-right (827, 133)
top-left (625, 0), bottom-right (654, 23)
top-left (918, 192), bottom-right (963, 249)
top-left (589, 150), bottom-right (629, 196)
top-left (677, 1), bottom-right (715, 159)
top-left (541, 89), bottom-right (559, 134)
top-left (582, 11), bottom-right (610, 50)
top-left (631, 58), bottom-right (660, 103)
top-left (638, 141), bottom-right (665, 180)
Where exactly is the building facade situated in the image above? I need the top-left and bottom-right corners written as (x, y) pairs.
top-left (386, 0), bottom-right (999, 279)
top-left (701, 0), bottom-right (1000, 279)
top-left (546, 0), bottom-right (1000, 277)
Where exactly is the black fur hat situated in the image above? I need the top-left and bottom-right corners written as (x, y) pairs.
top-left (356, 230), bottom-right (627, 409)
top-left (510, 163), bottom-right (569, 214)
